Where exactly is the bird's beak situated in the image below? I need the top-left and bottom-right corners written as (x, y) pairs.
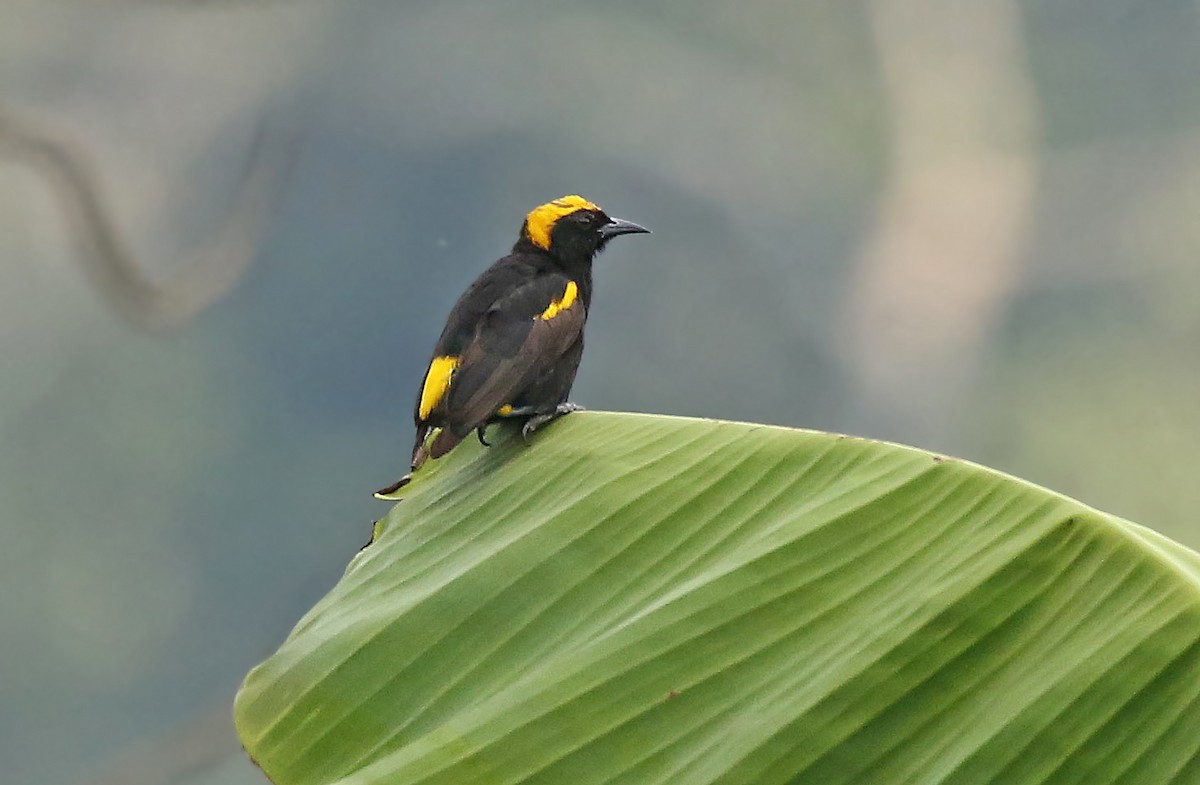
top-left (599, 217), bottom-right (650, 239)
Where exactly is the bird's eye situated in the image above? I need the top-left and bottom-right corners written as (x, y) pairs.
top-left (571, 212), bottom-right (593, 226)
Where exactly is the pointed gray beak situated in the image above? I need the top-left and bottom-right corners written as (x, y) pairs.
top-left (598, 217), bottom-right (650, 240)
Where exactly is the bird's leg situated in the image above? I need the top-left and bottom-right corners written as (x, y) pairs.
top-left (494, 405), bottom-right (537, 418)
top-left (476, 425), bottom-right (491, 447)
top-left (521, 402), bottom-right (584, 442)
top-left (500, 402), bottom-right (585, 419)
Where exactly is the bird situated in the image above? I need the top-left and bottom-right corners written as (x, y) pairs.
top-left (374, 195), bottom-right (649, 497)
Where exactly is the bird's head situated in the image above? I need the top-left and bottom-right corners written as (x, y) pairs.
top-left (519, 195), bottom-right (649, 262)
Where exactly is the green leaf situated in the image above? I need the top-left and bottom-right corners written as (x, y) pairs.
top-left (234, 412), bottom-right (1200, 785)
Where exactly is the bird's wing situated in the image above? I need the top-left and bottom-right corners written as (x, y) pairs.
top-left (442, 274), bottom-right (584, 432)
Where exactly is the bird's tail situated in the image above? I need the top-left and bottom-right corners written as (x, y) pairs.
top-left (373, 426), bottom-right (432, 499)
top-left (374, 426), bottom-right (466, 499)
top-left (429, 428), bottom-right (465, 459)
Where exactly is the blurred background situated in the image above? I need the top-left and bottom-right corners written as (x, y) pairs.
top-left (3, 1), bottom-right (1199, 783)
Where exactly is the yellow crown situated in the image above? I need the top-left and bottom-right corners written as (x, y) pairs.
top-left (524, 195), bottom-right (600, 250)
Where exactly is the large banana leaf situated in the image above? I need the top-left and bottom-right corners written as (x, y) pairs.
top-left (234, 412), bottom-right (1200, 785)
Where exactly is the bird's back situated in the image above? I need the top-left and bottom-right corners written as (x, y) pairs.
top-left (428, 253), bottom-right (561, 357)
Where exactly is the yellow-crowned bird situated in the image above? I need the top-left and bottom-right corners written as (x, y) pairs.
top-left (375, 195), bottom-right (649, 496)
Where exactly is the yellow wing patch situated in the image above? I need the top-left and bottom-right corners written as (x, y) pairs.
top-left (418, 355), bottom-right (459, 420)
top-left (540, 280), bottom-right (578, 320)
top-left (523, 195), bottom-right (601, 250)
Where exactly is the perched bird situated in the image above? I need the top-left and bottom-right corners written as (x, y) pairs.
top-left (375, 195), bottom-right (649, 497)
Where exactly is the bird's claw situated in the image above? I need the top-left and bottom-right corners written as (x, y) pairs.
top-left (520, 402), bottom-right (583, 442)
top-left (521, 414), bottom-right (553, 441)
top-left (476, 425), bottom-right (491, 447)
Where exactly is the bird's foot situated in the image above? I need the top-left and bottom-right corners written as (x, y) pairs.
top-left (495, 405), bottom-right (535, 418)
top-left (520, 402), bottom-right (583, 442)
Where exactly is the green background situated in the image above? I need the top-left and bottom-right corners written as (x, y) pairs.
top-left (2, 2), bottom-right (1199, 784)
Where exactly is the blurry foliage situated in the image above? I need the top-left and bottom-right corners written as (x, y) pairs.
top-left (1, 1), bottom-right (1198, 784)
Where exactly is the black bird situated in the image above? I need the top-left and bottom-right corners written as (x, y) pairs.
top-left (375, 195), bottom-right (649, 497)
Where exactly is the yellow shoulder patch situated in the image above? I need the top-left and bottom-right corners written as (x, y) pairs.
top-left (540, 280), bottom-right (578, 320)
top-left (523, 195), bottom-right (601, 250)
top-left (418, 355), bottom-right (459, 420)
